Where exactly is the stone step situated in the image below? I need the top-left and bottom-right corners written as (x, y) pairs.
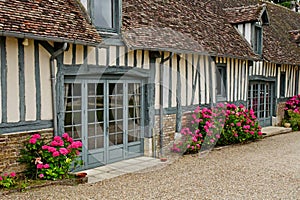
top-left (261, 126), bottom-right (292, 138)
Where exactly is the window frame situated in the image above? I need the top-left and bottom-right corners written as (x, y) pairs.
top-left (252, 23), bottom-right (263, 55)
top-left (295, 70), bottom-right (299, 95)
top-left (280, 72), bottom-right (286, 97)
top-left (216, 64), bottom-right (227, 101)
top-left (87, 0), bottom-right (121, 34)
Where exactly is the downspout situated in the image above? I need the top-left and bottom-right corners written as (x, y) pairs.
top-left (50, 43), bottom-right (68, 136)
top-left (159, 52), bottom-right (174, 158)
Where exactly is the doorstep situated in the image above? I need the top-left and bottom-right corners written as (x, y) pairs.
top-left (261, 126), bottom-right (292, 138)
top-left (77, 157), bottom-right (165, 184)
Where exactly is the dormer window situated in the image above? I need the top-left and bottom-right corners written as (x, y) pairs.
top-left (224, 4), bottom-right (269, 56)
top-left (87, 0), bottom-right (121, 33)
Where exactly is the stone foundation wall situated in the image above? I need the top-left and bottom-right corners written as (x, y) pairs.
top-left (151, 112), bottom-right (196, 157)
top-left (153, 114), bottom-right (176, 157)
top-left (276, 102), bottom-right (286, 126)
top-left (0, 129), bottom-right (53, 174)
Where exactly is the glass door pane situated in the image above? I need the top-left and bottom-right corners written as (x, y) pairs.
top-left (108, 83), bottom-right (124, 146)
top-left (64, 83), bottom-right (82, 141)
top-left (87, 83), bottom-right (105, 150)
top-left (128, 83), bottom-right (142, 143)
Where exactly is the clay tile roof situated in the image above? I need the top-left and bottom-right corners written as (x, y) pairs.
top-left (263, 3), bottom-right (300, 65)
top-left (224, 4), bottom-right (268, 24)
top-left (0, 0), bottom-right (101, 45)
top-left (209, 0), bottom-right (300, 65)
top-left (122, 0), bottom-right (259, 60)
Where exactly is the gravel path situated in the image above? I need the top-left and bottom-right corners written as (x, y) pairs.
top-left (4, 132), bottom-right (300, 200)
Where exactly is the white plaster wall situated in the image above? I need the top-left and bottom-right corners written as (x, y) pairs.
top-left (180, 54), bottom-right (186, 106)
top-left (118, 46), bottom-right (125, 66)
top-left (109, 46), bottom-right (116, 66)
top-left (6, 37), bottom-right (20, 122)
top-left (200, 55), bottom-right (206, 104)
top-left (143, 51), bottom-right (150, 69)
top-left (39, 45), bottom-right (53, 120)
top-left (171, 55), bottom-right (177, 107)
top-left (63, 44), bottom-right (73, 65)
top-left (245, 23), bottom-right (252, 45)
top-left (87, 46), bottom-right (96, 65)
top-left (127, 50), bottom-right (134, 67)
top-left (187, 54), bottom-right (193, 106)
top-left (76, 45), bottom-right (84, 64)
top-left (24, 39), bottom-right (36, 121)
top-left (98, 47), bottom-right (107, 66)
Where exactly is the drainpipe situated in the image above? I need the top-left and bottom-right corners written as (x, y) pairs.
top-left (159, 52), bottom-right (174, 158)
top-left (50, 43), bottom-right (68, 136)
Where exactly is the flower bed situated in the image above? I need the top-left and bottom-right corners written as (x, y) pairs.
top-left (172, 103), bottom-right (262, 154)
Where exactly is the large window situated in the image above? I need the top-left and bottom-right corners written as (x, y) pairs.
top-left (88, 0), bottom-right (120, 32)
top-left (216, 65), bottom-right (227, 100)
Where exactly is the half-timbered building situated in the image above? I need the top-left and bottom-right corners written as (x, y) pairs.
top-left (1, 0), bottom-right (300, 172)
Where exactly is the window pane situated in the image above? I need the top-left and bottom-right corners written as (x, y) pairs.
top-left (93, 0), bottom-right (113, 29)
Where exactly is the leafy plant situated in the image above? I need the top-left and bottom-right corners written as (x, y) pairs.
top-left (0, 172), bottom-right (17, 188)
top-left (287, 110), bottom-right (300, 131)
top-left (19, 134), bottom-right (45, 179)
top-left (19, 133), bottom-right (83, 180)
top-left (284, 95), bottom-right (300, 131)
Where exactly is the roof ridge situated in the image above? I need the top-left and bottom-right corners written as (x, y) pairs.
top-left (223, 3), bottom-right (263, 11)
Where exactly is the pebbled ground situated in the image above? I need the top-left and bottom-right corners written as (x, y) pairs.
top-left (3, 132), bottom-right (300, 200)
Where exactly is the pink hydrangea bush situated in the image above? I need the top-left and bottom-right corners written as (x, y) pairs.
top-left (172, 103), bottom-right (262, 154)
top-left (19, 133), bottom-right (82, 180)
top-left (284, 95), bottom-right (300, 131)
top-left (218, 103), bottom-right (262, 145)
top-left (285, 94), bottom-right (300, 111)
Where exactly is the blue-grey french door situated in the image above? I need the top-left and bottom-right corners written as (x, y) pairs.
top-left (64, 79), bottom-right (144, 169)
top-left (247, 81), bottom-right (275, 127)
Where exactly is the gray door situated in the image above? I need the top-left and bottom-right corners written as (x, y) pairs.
top-left (64, 79), bottom-right (144, 169)
top-left (247, 81), bottom-right (275, 127)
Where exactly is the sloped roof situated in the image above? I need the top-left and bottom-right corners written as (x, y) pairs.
top-left (210, 0), bottom-right (300, 65)
top-left (224, 4), bottom-right (269, 24)
top-left (122, 0), bottom-right (259, 60)
top-left (263, 3), bottom-right (300, 65)
top-left (0, 0), bottom-right (101, 45)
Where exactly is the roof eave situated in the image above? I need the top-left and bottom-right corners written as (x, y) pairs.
top-left (0, 30), bottom-right (101, 46)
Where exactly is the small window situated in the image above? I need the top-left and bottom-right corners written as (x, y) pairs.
top-left (253, 25), bottom-right (262, 55)
top-left (280, 72), bottom-right (286, 97)
top-left (295, 70), bottom-right (299, 95)
top-left (216, 65), bottom-right (227, 99)
top-left (88, 0), bottom-right (120, 32)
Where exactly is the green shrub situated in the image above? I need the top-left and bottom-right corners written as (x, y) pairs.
top-left (0, 172), bottom-right (17, 188)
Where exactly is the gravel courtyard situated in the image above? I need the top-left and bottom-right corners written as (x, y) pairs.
top-left (4, 132), bottom-right (300, 200)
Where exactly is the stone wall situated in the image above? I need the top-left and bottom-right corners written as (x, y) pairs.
top-left (0, 129), bottom-right (53, 174)
top-left (151, 112), bottom-right (195, 157)
top-left (276, 102), bottom-right (286, 126)
top-left (153, 114), bottom-right (176, 157)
